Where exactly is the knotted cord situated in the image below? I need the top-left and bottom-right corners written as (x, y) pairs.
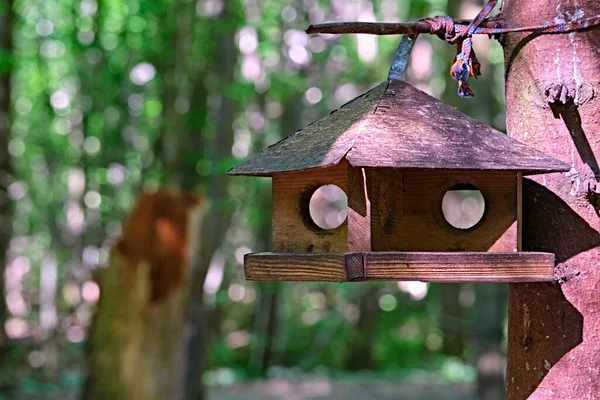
top-left (422, 0), bottom-right (498, 97)
top-left (307, 0), bottom-right (600, 98)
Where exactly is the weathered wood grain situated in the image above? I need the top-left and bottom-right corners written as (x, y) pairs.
top-left (245, 252), bottom-right (555, 282)
top-left (363, 252), bottom-right (553, 282)
top-left (228, 83), bottom-right (386, 176)
top-left (370, 169), bottom-right (518, 252)
top-left (347, 166), bottom-right (371, 251)
top-left (245, 252), bottom-right (348, 281)
top-left (271, 161), bottom-right (348, 252)
top-left (270, 161), bottom-right (373, 253)
top-left (229, 79), bottom-right (569, 177)
top-left (367, 169), bottom-right (401, 250)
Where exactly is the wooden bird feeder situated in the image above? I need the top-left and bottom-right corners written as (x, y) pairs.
top-left (228, 79), bottom-right (569, 283)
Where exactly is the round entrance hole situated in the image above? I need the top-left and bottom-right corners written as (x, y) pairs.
top-left (308, 184), bottom-right (348, 230)
top-left (441, 183), bottom-right (485, 229)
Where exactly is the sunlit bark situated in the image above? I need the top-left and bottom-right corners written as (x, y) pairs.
top-left (502, 0), bottom-right (600, 398)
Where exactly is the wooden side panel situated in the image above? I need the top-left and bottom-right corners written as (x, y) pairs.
top-left (347, 166), bottom-right (371, 251)
top-left (370, 169), bottom-right (518, 252)
top-left (271, 162), bottom-right (348, 252)
top-left (244, 252), bottom-right (555, 283)
top-left (368, 168), bottom-right (402, 253)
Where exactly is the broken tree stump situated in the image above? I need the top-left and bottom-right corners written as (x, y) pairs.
top-left (84, 189), bottom-right (206, 400)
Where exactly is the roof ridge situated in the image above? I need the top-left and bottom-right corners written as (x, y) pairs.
top-left (344, 80), bottom-right (393, 164)
top-left (229, 80), bottom-right (569, 176)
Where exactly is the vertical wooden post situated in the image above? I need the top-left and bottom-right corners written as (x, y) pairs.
top-left (502, 1), bottom-right (600, 398)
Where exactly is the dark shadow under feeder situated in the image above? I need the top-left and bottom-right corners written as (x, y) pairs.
top-left (228, 79), bottom-right (569, 283)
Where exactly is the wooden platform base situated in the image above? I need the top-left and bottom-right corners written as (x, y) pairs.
top-left (244, 252), bottom-right (555, 283)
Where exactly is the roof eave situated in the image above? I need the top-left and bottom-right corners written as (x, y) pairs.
top-left (228, 161), bottom-right (571, 177)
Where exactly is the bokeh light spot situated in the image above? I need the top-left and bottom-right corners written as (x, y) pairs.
top-left (130, 62), bottom-right (156, 86)
top-left (378, 294), bottom-right (397, 312)
top-left (305, 87), bottom-right (323, 104)
top-left (84, 191), bottom-right (102, 209)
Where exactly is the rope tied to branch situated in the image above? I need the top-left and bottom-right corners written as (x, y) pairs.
top-left (421, 0), bottom-right (496, 98)
top-left (307, 0), bottom-right (600, 98)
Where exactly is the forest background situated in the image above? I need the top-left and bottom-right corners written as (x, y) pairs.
top-left (0, 0), bottom-right (509, 398)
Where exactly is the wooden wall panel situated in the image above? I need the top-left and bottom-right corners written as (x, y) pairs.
top-left (347, 166), bottom-right (371, 251)
top-left (370, 169), bottom-right (518, 252)
top-left (271, 161), bottom-right (349, 252)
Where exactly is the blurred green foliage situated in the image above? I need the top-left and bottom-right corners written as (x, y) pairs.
top-left (0, 0), bottom-right (507, 397)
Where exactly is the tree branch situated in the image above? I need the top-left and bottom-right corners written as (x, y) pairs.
top-left (306, 17), bottom-right (504, 36)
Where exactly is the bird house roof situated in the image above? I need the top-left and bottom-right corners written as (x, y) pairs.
top-left (229, 79), bottom-right (569, 176)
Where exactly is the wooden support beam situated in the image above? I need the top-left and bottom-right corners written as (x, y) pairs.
top-left (245, 252), bottom-right (555, 283)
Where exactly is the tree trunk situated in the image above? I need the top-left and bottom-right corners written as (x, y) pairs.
top-left (161, 0), bottom-right (194, 186)
top-left (345, 285), bottom-right (379, 371)
top-left (0, 0), bottom-right (13, 356)
top-left (84, 190), bottom-right (206, 400)
top-left (474, 283), bottom-right (507, 400)
top-left (502, 1), bottom-right (600, 398)
top-left (183, 2), bottom-right (241, 398)
top-left (440, 284), bottom-right (464, 358)
top-left (247, 90), bottom-right (303, 376)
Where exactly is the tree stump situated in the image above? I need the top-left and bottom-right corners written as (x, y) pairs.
top-left (84, 189), bottom-right (206, 400)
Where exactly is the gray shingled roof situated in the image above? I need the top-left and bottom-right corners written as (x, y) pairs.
top-left (229, 79), bottom-right (569, 176)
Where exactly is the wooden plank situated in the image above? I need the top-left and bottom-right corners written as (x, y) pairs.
top-left (271, 161), bottom-right (348, 252)
top-left (371, 169), bottom-right (519, 252)
top-left (363, 252), bottom-right (554, 282)
top-left (245, 252), bottom-right (348, 282)
top-left (347, 166), bottom-right (371, 251)
top-left (368, 169), bottom-right (402, 252)
top-left (245, 252), bottom-right (555, 282)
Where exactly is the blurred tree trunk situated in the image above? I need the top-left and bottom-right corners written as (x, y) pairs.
top-left (502, 0), bottom-right (600, 398)
top-left (248, 92), bottom-right (303, 376)
top-left (248, 281), bottom-right (278, 376)
top-left (84, 190), bottom-right (206, 400)
top-left (440, 285), bottom-right (464, 357)
top-left (345, 285), bottom-right (378, 370)
top-left (161, 0), bottom-right (194, 187)
top-left (183, 1), bottom-right (241, 398)
top-left (474, 284), bottom-right (507, 400)
top-left (0, 0), bottom-right (13, 357)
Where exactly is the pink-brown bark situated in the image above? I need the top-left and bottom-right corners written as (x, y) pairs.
top-left (502, 0), bottom-right (600, 398)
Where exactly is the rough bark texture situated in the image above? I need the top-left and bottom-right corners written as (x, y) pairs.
top-left (502, 0), bottom-right (600, 398)
top-left (84, 190), bottom-right (206, 400)
top-left (0, 0), bottom-right (13, 355)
